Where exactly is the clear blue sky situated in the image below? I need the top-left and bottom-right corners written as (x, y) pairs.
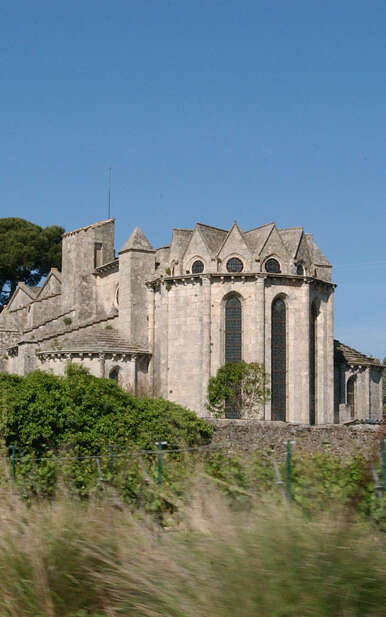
top-left (1, 1), bottom-right (385, 359)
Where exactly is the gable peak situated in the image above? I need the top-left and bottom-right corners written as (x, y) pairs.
top-left (119, 227), bottom-right (154, 253)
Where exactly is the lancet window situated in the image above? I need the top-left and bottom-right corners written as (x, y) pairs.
top-left (271, 297), bottom-right (286, 421)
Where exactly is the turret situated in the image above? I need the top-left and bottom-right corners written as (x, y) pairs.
top-left (118, 227), bottom-right (155, 348)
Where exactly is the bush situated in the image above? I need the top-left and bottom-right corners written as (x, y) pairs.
top-left (207, 361), bottom-right (270, 418)
top-left (0, 365), bottom-right (213, 456)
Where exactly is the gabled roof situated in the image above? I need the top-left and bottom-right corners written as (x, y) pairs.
top-left (36, 268), bottom-right (62, 299)
top-left (334, 340), bottom-right (383, 367)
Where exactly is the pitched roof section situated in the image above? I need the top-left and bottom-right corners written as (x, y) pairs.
top-left (169, 228), bottom-right (193, 256)
top-left (195, 223), bottom-right (228, 255)
top-left (119, 227), bottom-right (154, 253)
top-left (305, 234), bottom-right (331, 266)
top-left (40, 328), bottom-right (150, 354)
top-left (63, 219), bottom-right (114, 238)
top-left (334, 340), bottom-right (383, 367)
top-left (243, 223), bottom-right (274, 254)
top-left (278, 227), bottom-right (303, 259)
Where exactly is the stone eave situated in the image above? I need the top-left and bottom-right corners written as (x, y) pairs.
top-left (119, 247), bottom-right (156, 256)
top-left (36, 348), bottom-right (151, 360)
top-left (94, 259), bottom-right (119, 275)
top-left (145, 272), bottom-right (336, 288)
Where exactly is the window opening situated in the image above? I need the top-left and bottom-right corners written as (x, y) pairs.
top-left (271, 297), bottom-right (286, 421)
top-left (225, 296), bottom-right (242, 364)
top-left (265, 258), bottom-right (280, 273)
top-left (309, 303), bottom-right (317, 425)
top-left (296, 263), bottom-right (304, 275)
top-left (192, 260), bottom-right (204, 274)
top-left (109, 367), bottom-right (119, 382)
top-left (226, 257), bottom-right (243, 273)
top-left (224, 295), bottom-right (242, 418)
top-left (347, 377), bottom-right (355, 418)
top-left (94, 243), bottom-right (103, 268)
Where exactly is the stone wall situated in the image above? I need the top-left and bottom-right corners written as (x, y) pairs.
top-left (206, 418), bottom-right (384, 460)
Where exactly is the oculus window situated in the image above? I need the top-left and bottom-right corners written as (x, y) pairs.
top-left (226, 257), bottom-right (243, 273)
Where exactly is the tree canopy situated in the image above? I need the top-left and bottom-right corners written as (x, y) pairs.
top-left (0, 218), bottom-right (64, 305)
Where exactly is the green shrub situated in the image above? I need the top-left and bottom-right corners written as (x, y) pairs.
top-left (207, 361), bottom-right (270, 417)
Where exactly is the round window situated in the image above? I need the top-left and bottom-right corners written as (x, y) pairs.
top-left (265, 258), bottom-right (280, 273)
top-left (226, 257), bottom-right (243, 273)
top-left (192, 259), bottom-right (204, 274)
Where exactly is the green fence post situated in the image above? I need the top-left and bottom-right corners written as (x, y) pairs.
top-left (286, 440), bottom-right (292, 502)
top-left (10, 445), bottom-right (17, 481)
top-left (382, 440), bottom-right (386, 493)
top-left (155, 441), bottom-right (167, 487)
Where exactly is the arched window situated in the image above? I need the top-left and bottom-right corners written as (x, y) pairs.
top-left (225, 295), bottom-right (242, 364)
top-left (226, 257), bottom-right (243, 273)
top-left (109, 366), bottom-right (120, 382)
top-left (265, 258), bottom-right (281, 273)
top-left (309, 303), bottom-right (318, 425)
top-left (271, 297), bottom-right (286, 421)
top-left (296, 263), bottom-right (304, 275)
top-left (347, 376), bottom-right (356, 418)
top-left (192, 259), bottom-right (204, 274)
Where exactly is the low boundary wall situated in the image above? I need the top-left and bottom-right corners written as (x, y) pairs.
top-left (206, 419), bottom-right (384, 460)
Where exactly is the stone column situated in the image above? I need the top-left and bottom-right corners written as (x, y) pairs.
top-left (255, 276), bottom-right (265, 365)
top-left (146, 284), bottom-right (155, 396)
top-left (161, 282), bottom-right (169, 399)
top-left (325, 288), bottom-right (335, 423)
top-left (128, 355), bottom-right (137, 396)
top-left (201, 276), bottom-right (212, 414)
top-left (255, 276), bottom-right (266, 418)
top-left (99, 353), bottom-right (105, 378)
top-left (302, 281), bottom-right (311, 424)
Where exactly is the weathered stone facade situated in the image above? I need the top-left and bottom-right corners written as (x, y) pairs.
top-left (0, 218), bottom-right (383, 423)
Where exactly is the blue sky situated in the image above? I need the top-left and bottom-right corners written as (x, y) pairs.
top-left (1, 1), bottom-right (385, 359)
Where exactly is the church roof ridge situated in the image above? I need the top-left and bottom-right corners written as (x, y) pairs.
top-left (244, 221), bottom-right (275, 233)
top-left (278, 226), bottom-right (303, 231)
top-left (196, 222), bottom-right (229, 233)
top-left (63, 219), bottom-right (114, 238)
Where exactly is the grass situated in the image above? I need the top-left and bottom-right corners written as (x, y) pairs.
top-left (0, 479), bottom-right (384, 617)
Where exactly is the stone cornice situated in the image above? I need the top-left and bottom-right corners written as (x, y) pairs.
top-left (94, 259), bottom-right (119, 275)
top-left (37, 349), bottom-right (150, 361)
top-left (145, 272), bottom-right (336, 289)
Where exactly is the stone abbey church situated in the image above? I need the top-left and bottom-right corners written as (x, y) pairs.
top-left (0, 218), bottom-right (383, 424)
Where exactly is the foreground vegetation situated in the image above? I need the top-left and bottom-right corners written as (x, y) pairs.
top-left (0, 483), bottom-right (384, 617)
top-left (0, 366), bottom-right (385, 615)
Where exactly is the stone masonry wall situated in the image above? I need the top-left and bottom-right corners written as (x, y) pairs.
top-left (207, 418), bottom-right (385, 460)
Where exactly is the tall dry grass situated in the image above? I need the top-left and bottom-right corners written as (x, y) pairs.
top-left (0, 480), bottom-right (384, 617)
